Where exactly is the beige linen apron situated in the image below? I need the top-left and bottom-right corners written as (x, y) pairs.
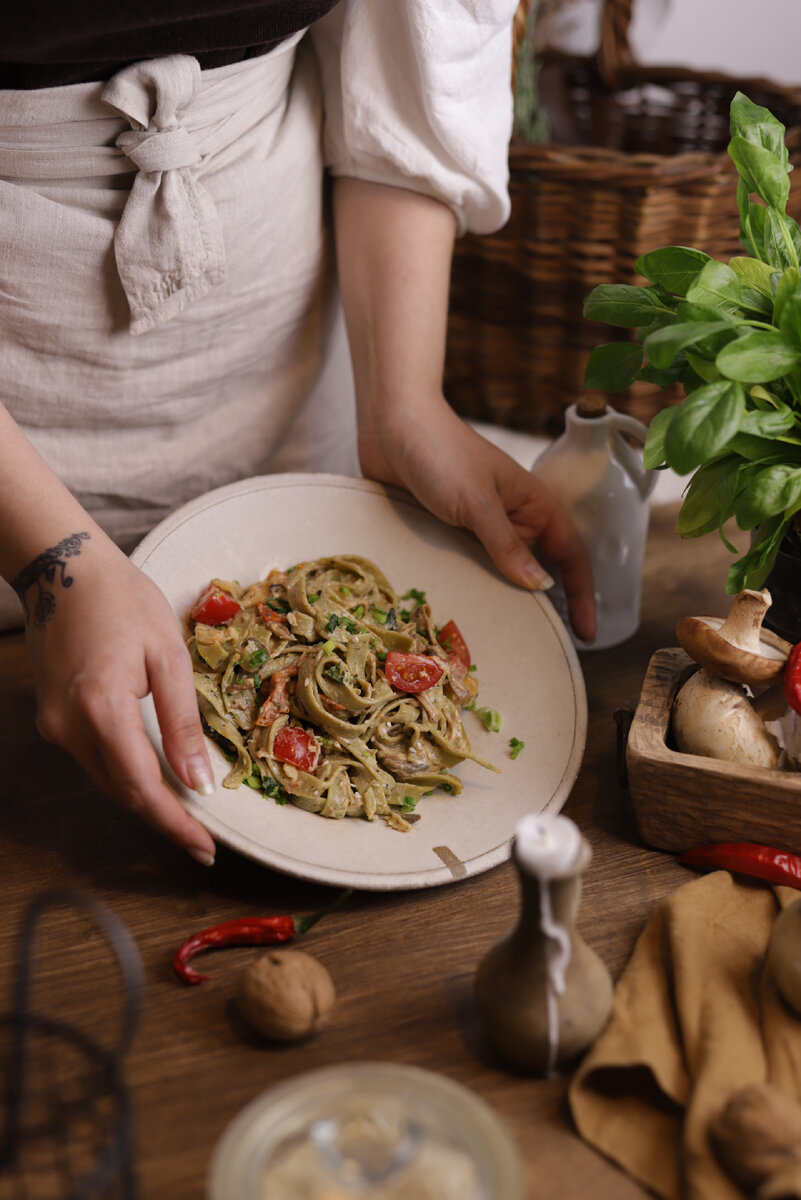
top-left (0, 36), bottom-right (358, 629)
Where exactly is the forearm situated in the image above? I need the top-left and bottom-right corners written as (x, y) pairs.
top-left (0, 402), bottom-right (110, 588)
top-left (332, 176), bottom-right (457, 460)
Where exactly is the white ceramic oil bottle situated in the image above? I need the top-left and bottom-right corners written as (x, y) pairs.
top-left (531, 399), bottom-right (656, 650)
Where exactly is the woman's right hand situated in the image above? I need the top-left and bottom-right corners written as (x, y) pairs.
top-left (20, 534), bottom-right (217, 865)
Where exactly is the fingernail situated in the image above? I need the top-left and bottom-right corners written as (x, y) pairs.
top-left (187, 754), bottom-right (214, 796)
top-left (189, 846), bottom-right (215, 867)
top-left (523, 563), bottom-right (555, 591)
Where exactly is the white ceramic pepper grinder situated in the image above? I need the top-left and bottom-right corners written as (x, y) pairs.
top-left (531, 398), bottom-right (657, 650)
top-left (474, 813), bottom-right (613, 1077)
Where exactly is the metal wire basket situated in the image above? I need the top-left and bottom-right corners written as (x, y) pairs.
top-left (0, 889), bottom-right (144, 1199)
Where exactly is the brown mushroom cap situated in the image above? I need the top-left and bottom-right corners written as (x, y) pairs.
top-left (676, 589), bottom-right (792, 687)
top-left (676, 615), bottom-right (791, 686)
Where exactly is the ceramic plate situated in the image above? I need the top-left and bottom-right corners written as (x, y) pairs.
top-left (131, 474), bottom-right (586, 891)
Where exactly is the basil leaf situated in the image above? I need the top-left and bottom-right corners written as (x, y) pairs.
top-left (763, 207), bottom-right (799, 272)
top-left (740, 404), bottom-right (797, 437)
top-left (582, 342), bottom-right (642, 391)
top-left (643, 320), bottom-right (733, 370)
top-left (728, 137), bottom-right (791, 210)
top-left (728, 256), bottom-right (778, 298)
top-left (638, 362), bottom-right (685, 387)
top-left (716, 330), bottom-right (801, 382)
top-left (779, 292), bottom-right (801, 351)
top-left (726, 514), bottom-right (791, 593)
top-left (583, 285), bottom-right (673, 328)
top-left (664, 381), bottom-right (746, 475)
top-left (734, 463), bottom-right (801, 528)
top-left (634, 246), bottom-right (711, 295)
top-left (729, 431), bottom-right (801, 462)
top-left (676, 455), bottom-right (741, 537)
top-left (685, 349), bottom-right (722, 384)
top-left (730, 92), bottom-right (790, 166)
top-left (773, 267), bottom-right (801, 326)
top-left (745, 201), bottom-right (768, 264)
top-left (685, 260), bottom-right (743, 315)
top-left (643, 404), bottom-right (678, 469)
top-left (748, 384), bottom-right (783, 407)
top-left (738, 288), bottom-right (774, 319)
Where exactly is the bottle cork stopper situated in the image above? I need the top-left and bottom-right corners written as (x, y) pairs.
top-left (575, 394), bottom-right (608, 419)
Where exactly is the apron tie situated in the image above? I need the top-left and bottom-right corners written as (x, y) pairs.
top-left (102, 56), bottom-right (226, 335)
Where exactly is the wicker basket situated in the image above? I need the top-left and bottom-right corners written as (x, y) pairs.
top-left (445, 0), bottom-right (801, 437)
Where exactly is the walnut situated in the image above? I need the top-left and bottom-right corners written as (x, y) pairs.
top-left (235, 948), bottom-right (335, 1041)
top-left (709, 1083), bottom-right (801, 1193)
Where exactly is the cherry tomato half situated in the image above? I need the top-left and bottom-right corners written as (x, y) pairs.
top-left (190, 585), bottom-right (241, 625)
top-left (437, 620), bottom-right (471, 670)
top-left (272, 726), bottom-right (320, 774)
top-left (384, 652), bottom-right (444, 693)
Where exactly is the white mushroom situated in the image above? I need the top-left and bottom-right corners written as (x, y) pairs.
top-left (672, 669), bottom-right (780, 768)
top-left (672, 590), bottom-right (788, 767)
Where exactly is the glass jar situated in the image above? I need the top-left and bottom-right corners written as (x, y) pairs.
top-left (208, 1062), bottom-right (522, 1200)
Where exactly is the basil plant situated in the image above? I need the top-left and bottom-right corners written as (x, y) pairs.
top-left (583, 92), bottom-right (801, 594)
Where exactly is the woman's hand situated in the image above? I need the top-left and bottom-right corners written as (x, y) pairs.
top-left (332, 177), bottom-right (595, 642)
top-left (358, 394), bottom-right (596, 643)
top-left (22, 538), bottom-right (217, 865)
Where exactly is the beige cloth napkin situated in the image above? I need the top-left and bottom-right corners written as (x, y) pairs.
top-left (569, 872), bottom-right (801, 1200)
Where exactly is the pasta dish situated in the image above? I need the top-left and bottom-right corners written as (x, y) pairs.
top-left (187, 556), bottom-right (497, 831)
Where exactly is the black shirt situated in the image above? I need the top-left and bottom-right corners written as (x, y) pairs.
top-left (0, 0), bottom-right (342, 88)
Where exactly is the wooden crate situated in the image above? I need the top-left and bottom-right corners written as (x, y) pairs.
top-left (626, 648), bottom-right (801, 853)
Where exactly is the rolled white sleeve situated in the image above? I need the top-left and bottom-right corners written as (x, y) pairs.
top-left (309, 1), bottom-right (517, 236)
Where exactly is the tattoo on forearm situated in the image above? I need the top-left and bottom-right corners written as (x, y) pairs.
top-left (11, 532), bottom-right (91, 626)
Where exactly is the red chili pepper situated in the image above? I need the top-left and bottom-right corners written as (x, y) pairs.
top-left (173, 889), bottom-right (351, 985)
top-left (678, 842), bottom-right (801, 889)
top-left (784, 642), bottom-right (801, 715)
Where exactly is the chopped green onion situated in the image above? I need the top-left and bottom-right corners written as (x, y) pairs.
top-left (263, 776), bottom-right (289, 804)
top-left (326, 613), bottom-right (339, 633)
top-left (402, 795), bottom-right (416, 812)
top-left (339, 586), bottom-right (351, 597)
top-left (326, 663), bottom-right (346, 683)
top-left (322, 638), bottom-right (336, 653)
top-left (468, 703), bottom-right (502, 732)
top-left (509, 738), bottom-right (525, 759)
top-left (353, 604), bottom-right (364, 618)
top-left (370, 604), bottom-right (387, 625)
top-left (265, 598), bottom-right (290, 614)
top-left (341, 616), bottom-right (357, 634)
top-left (308, 592), bottom-right (320, 604)
top-left (402, 588), bottom-right (427, 604)
top-left (468, 664), bottom-right (477, 672)
top-left (399, 608), bottom-right (411, 622)
top-left (247, 647), bottom-right (268, 669)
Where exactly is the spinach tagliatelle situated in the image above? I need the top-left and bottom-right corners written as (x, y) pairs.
top-left (186, 556), bottom-right (499, 832)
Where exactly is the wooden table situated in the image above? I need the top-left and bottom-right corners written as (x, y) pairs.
top-left (0, 504), bottom-right (749, 1199)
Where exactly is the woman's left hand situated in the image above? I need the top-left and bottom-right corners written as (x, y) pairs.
top-left (333, 177), bottom-right (595, 642)
top-left (358, 393), bottom-right (596, 643)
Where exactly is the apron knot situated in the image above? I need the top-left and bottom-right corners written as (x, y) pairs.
top-left (101, 56), bottom-right (226, 335)
top-left (116, 126), bottom-right (201, 174)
